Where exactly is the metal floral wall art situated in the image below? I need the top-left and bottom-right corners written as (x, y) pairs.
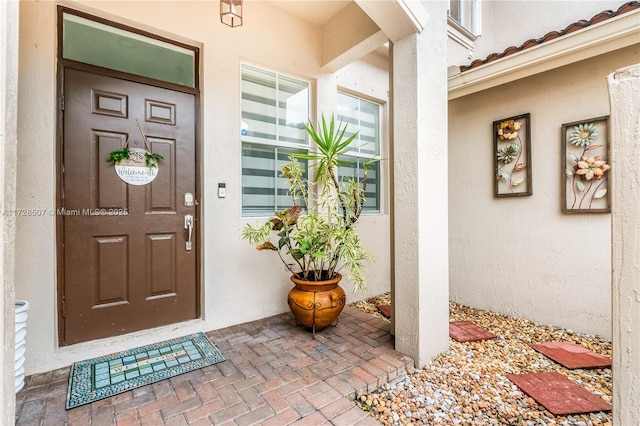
top-left (493, 113), bottom-right (532, 197)
top-left (562, 116), bottom-right (610, 213)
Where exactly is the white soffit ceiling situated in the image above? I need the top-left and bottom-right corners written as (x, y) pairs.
top-left (268, 0), bottom-right (353, 25)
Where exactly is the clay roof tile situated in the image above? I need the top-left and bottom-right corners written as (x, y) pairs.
top-left (459, 1), bottom-right (640, 73)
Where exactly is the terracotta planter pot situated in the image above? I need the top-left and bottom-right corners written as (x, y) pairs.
top-left (288, 273), bottom-right (346, 336)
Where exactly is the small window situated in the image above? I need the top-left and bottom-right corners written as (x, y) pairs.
top-left (62, 12), bottom-right (196, 88)
top-left (241, 64), bottom-right (310, 217)
top-left (448, 0), bottom-right (480, 37)
top-left (336, 93), bottom-right (381, 213)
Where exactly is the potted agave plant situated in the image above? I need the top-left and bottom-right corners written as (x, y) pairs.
top-left (242, 114), bottom-right (377, 336)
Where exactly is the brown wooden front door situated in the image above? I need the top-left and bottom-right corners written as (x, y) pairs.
top-left (62, 68), bottom-right (198, 345)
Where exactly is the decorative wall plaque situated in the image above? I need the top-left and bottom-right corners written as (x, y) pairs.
top-left (108, 119), bottom-right (164, 186)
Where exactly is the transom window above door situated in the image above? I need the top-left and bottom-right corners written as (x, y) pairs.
top-left (241, 64), bottom-right (310, 217)
top-left (61, 11), bottom-right (197, 88)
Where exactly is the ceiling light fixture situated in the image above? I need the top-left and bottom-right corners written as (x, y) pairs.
top-left (220, 0), bottom-right (243, 27)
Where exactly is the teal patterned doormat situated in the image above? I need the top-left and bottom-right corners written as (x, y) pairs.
top-left (65, 332), bottom-right (224, 409)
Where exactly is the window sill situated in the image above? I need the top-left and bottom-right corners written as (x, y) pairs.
top-left (447, 17), bottom-right (478, 57)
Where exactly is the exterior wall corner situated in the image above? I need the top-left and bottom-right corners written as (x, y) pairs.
top-left (608, 63), bottom-right (640, 426)
top-left (1, 0), bottom-right (20, 422)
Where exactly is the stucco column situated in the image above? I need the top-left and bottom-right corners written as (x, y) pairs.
top-left (0, 0), bottom-right (19, 423)
top-left (316, 74), bottom-right (337, 121)
top-left (391, 1), bottom-right (449, 367)
top-left (608, 64), bottom-right (640, 426)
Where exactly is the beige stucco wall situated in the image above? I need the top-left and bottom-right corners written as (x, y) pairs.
top-left (609, 63), bottom-right (640, 426)
top-left (392, 0), bottom-right (450, 367)
top-left (17, 0), bottom-right (390, 374)
top-left (1, 0), bottom-right (19, 421)
top-left (449, 44), bottom-right (639, 339)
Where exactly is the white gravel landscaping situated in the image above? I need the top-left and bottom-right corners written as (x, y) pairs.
top-left (351, 294), bottom-right (612, 426)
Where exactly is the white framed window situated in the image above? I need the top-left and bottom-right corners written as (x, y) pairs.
top-left (241, 64), bottom-right (310, 217)
top-left (336, 92), bottom-right (381, 213)
top-left (448, 0), bottom-right (481, 38)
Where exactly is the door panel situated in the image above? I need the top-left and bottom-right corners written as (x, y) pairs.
top-left (63, 68), bottom-right (197, 345)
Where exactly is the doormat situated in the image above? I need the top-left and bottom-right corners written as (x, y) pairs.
top-left (449, 321), bottom-right (497, 342)
top-left (65, 332), bottom-right (224, 409)
top-left (531, 342), bottom-right (612, 369)
top-left (507, 372), bottom-right (612, 416)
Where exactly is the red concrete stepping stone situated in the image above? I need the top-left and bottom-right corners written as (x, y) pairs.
top-left (531, 342), bottom-right (612, 369)
top-left (376, 304), bottom-right (391, 318)
top-left (507, 372), bottom-right (612, 415)
top-left (449, 321), bottom-right (496, 342)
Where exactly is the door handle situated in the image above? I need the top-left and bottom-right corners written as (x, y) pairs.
top-left (184, 214), bottom-right (194, 251)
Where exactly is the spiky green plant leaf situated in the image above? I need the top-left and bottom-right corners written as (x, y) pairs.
top-left (241, 114), bottom-right (374, 291)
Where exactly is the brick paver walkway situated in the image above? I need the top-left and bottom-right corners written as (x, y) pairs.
top-left (16, 306), bottom-right (413, 425)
